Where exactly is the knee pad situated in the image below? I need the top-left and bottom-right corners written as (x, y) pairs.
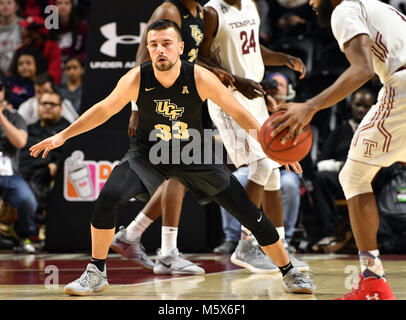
top-left (338, 159), bottom-right (380, 200)
top-left (91, 187), bottom-right (123, 229)
top-left (264, 168), bottom-right (281, 191)
top-left (248, 158), bottom-right (276, 187)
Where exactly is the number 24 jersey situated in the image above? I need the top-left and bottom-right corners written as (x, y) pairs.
top-left (204, 0), bottom-right (264, 83)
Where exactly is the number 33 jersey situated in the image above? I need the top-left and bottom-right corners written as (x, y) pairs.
top-left (205, 0), bottom-right (264, 83)
top-left (134, 61), bottom-right (204, 153)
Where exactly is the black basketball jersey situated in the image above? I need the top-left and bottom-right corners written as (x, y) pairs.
top-left (166, 0), bottom-right (204, 62)
top-left (135, 61), bottom-right (204, 159)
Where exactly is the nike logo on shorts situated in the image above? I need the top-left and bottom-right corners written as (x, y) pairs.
top-left (257, 212), bottom-right (263, 223)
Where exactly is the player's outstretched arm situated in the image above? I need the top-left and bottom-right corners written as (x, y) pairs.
top-left (30, 68), bottom-right (140, 159)
top-left (260, 45), bottom-right (307, 79)
top-left (270, 34), bottom-right (375, 145)
top-left (195, 65), bottom-right (302, 173)
top-left (195, 65), bottom-right (261, 138)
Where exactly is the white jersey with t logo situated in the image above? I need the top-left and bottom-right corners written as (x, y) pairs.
top-left (331, 0), bottom-right (406, 166)
top-left (205, 0), bottom-right (264, 82)
top-left (331, 0), bottom-right (406, 84)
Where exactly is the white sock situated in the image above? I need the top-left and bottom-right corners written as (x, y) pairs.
top-left (276, 227), bottom-right (285, 240)
top-left (161, 226), bottom-right (178, 256)
top-left (276, 227), bottom-right (288, 249)
top-left (359, 249), bottom-right (385, 279)
top-left (126, 211), bottom-right (153, 241)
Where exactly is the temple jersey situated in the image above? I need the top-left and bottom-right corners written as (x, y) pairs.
top-left (331, 0), bottom-right (406, 84)
top-left (331, 0), bottom-right (406, 166)
top-left (167, 0), bottom-right (205, 63)
top-left (204, 0), bottom-right (264, 82)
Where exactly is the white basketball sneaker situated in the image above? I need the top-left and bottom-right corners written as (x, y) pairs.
top-left (64, 263), bottom-right (109, 296)
top-left (153, 248), bottom-right (205, 275)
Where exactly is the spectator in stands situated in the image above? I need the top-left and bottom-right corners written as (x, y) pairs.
top-left (374, 162), bottom-right (406, 254)
top-left (0, 73), bottom-right (37, 253)
top-left (18, 15), bottom-right (62, 84)
top-left (0, 0), bottom-right (23, 74)
top-left (18, 72), bottom-right (78, 125)
top-left (20, 0), bottom-right (54, 19)
top-left (58, 56), bottom-right (83, 112)
top-left (256, 0), bottom-right (272, 45)
top-left (310, 87), bottom-right (375, 251)
top-left (19, 90), bottom-right (69, 213)
top-left (6, 46), bottom-right (47, 108)
top-left (267, 0), bottom-right (316, 42)
top-left (72, 0), bottom-right (90, 21)
top-left (263, 72), bottom-right (301, 245)
top-left (51, 0), bottom-right (88, 66)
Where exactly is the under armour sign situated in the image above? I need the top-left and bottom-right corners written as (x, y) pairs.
top-left (100, 22), bottom-right (146, 57)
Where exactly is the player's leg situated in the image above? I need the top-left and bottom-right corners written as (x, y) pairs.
top-left (263, 168), bottom-right (309, 271)
top-left (64, 161), bottom-right (152, 296)
top-left (212, 176), bottom-right (316, 294)
top-left (336, 159), bottom-right (395, 300)
top-left (153, 179), bottom-right (204, 275)
top-left (231, 158), bottom-right (281, 272)
top-left (278, 169), bottom-right (301, 246)
top-left (213, 167), bottom-right (248, 254)
top-left (110, 181), bottom-right (165, 269)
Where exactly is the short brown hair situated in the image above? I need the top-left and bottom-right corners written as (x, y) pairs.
top-left (146, 19), bottom-right (182, 40)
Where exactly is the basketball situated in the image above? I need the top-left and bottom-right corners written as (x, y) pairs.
top-left (260, 110), bottom-right (313, 164)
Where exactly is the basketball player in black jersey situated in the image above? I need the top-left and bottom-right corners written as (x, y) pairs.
top-left (30, 20), bottom-right (316, 296)
top-left (112, 0), bottom-right (235, 274)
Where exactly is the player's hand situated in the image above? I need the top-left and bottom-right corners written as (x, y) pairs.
top-left (29, 133), bottom-right (66, 159)
top-left (211, 67), bottom-right (235, 87)
top-left (266, 94), bottom-right (278, 113)
top-left (270, 102), bottom-right (316, 145)
top-left (284, 161), bottom-right (302, 174)
top-left (283, 54), bottom-right (307, 79)
top-left (234, 76), bottom-right (266, 100)
top-left (128, 111), bottom-right (138, 137)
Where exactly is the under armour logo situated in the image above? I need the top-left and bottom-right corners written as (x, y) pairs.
top-left (366, 293), bottom-right (380, 300)
top-left (100, 22), bottom-right (146, 57)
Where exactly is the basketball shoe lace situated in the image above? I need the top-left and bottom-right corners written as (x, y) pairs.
top-left (79, 266), bottom-right (101, 288)
top-left (285, 268), bottom-right (314, 284)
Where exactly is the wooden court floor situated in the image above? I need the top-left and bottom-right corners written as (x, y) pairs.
top-left (0, 251), bottom-right (405, 301)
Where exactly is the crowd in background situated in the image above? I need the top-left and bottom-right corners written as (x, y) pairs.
top-left (0, 0), bottom-right (405, 255)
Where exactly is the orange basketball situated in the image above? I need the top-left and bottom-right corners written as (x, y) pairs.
top-left (260, 110), bottom-right (313, 164)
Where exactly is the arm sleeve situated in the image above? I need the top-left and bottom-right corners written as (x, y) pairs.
top-left (331, 1), bottom-right (370, 52)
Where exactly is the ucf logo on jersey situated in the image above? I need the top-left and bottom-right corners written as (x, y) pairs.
top-left (190, 25), bottom-right (203, 46)
top-left (155, 99), bottom-right (184, 120)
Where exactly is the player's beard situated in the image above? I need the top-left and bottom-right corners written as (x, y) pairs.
top-left (317, 0), bottom-right (334, 28)
top-left (155, 56), bottom-right (178, 71)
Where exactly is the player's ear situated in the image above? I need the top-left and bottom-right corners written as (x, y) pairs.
top-left (179, 41), bottom-right (184, 56)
